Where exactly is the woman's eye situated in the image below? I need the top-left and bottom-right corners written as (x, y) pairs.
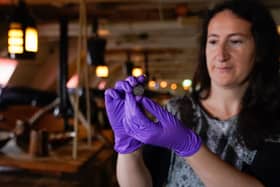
top-left (207, 40), bottom-right (217, 45)
top-left (230, 40), bottom-right (243, 45)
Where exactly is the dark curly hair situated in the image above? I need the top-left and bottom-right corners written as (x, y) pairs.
top-left (191, 0), bottom-right (280, 149)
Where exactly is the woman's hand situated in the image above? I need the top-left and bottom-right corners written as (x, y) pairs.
top-left (123, 92), bottom-right (202, 157)
top-left (104, 76), bottom-right (145, 153)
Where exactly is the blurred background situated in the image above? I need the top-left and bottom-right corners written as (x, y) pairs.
top-left (0, 0), bottom-right (277, 95)
top-left (0, 0), bottom-right (279, 186)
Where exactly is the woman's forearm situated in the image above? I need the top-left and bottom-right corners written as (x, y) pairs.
top-left (117, 149), bottom-right (152, 187)
top-left (186, 145), bottom-right (264, 187)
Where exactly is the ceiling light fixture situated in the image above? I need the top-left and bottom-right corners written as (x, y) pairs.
top-left (8, 0), bottom-right (38, 59)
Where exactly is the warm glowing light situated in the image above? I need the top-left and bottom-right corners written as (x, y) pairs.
top-left (0, 58), bottom-right (18, 86)
top-left (8, 24), bottom-right (38, 55)
top-left (8, 45), bottom-right (24, 54)
top-left (8, 26), bottom-right (24, 54)
top-left (8, 37), bottom-right (24, 45)
top-left (132, 66), bottom-right (143, 77)
top-left (170, 83), bottom-right (177, 90)
top-left (25, 27), bottom-right (38, 52)
top-left (8, 29), bottom-right (23, 37)
top-left (160, 81), bottom-right (168, 88)
top-left (182, 79), bottom-right (192, 90)
top-left (148, 80), bottom-right (156, 89)
top-left (96, 65), bottom-right (109, 78)
top-left (67, 74), bottom-right (79, 89)
top-left (8, 1), bottom-right (38, 59)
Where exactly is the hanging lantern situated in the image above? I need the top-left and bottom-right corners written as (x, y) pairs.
top-left (8, 0), bottom-right (38, 59)
top-left (88, 35), bottom-right (109, 78)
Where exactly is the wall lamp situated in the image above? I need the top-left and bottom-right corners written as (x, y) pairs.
top-left (88, 37), bottom-right (109, 78)
top-left (8, 0), bottom-right (38, 59)
top-left (88, 17), bottom-right (109, 78)
top-left (124, 51), bottom-right (143, 77)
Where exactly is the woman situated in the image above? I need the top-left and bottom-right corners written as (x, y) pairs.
top-left (105, 0), bottom-right (280, 186)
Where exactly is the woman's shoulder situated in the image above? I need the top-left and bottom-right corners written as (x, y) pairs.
top-left (166, 95), bottom-right (195, 112)
top-left (166, 94), bottom-right (197, 126)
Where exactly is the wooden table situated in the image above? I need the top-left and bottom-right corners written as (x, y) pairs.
top-left (0, 130), bottom-right (117, 187)
top-left (0, 139), bottom-right (105, 174)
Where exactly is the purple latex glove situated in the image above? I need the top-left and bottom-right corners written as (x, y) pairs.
top-left (104, 76), bottom-right (146, 153)
top-left (123, 92), bottom-right (202, 157)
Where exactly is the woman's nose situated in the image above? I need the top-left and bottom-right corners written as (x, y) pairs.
top-left (216, 43), bottom-right (230, 62)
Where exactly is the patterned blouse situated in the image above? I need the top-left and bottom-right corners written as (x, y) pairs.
top-left (165, 96), bottom-right (257, 187)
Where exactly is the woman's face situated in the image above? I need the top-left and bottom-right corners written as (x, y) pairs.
top-left (206, 10), bottom-right (256, 89)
